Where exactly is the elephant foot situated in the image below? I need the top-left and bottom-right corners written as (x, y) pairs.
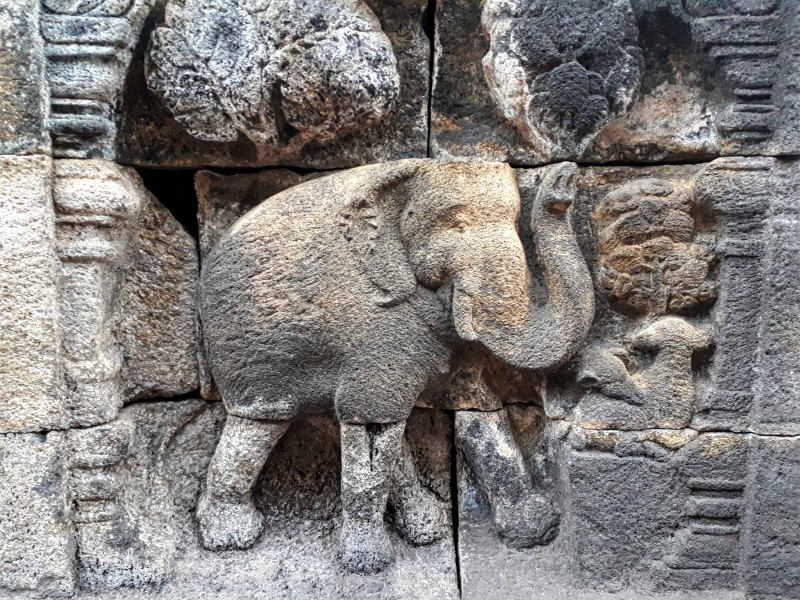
top-left (196, 492), bottom-right (265, 550)
top-left (339, 519), bottom-right (394, 574)
top-left (389, 487), bottom-right (448, 546)
top-left (493, 494), bottom-right (560, 549)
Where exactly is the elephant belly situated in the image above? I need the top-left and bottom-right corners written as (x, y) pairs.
top-left (201, 196), bottom-right (448, 424)
top-left (218, 350), bottom-right (341, 421)
top-left (203, 284), bottom-right (351, 421)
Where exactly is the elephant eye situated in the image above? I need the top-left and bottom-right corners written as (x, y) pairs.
top-left (435, 204), bottom-right (473, 231)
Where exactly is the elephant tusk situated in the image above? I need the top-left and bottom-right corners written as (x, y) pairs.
top-left (451, 284), bottom-right (479, 342)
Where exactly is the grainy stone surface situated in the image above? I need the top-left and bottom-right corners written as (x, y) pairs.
top-left (119, 0), bottom-right (429, 168)
top-left (194, 167), bottom-right (323, 399)
top-left (54, 160), bottom-right (199, 427)
top-left (41, 0), bottom-right (153, 158)
top-left (0, 0), bottom-right (49, 155)
top-left (450, 158), bottom-right (800, 599)
top-left (433, 0), bottom-right (800, 165)
top-left (1, 1), bottom-right (799, 596)
top-left (195, 168), bottom-right (323, 260)
top-left (0, 431), bottom-right (74, 596)
top-left (0, 156), bottom-right (64, 433)
top-left (22, 401), bottom-right (458, 600)
top-left (115, 190), bottom-right (200, 401)
top-left (199, 160), bottom-right (594, 573)
top-left (146, 0), bottom-right (399, 159)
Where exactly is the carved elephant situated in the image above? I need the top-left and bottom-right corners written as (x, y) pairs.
top-left (197, 159), bottom-right (595, 573)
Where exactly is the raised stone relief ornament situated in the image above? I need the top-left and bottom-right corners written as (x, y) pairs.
top-left (198, 160), bottom-right (593, 572)
top-left (145, 0), bottom-right (400, 160)
top-left (0, 0), bottom-right (798, 598)
top-left (481, 0), bottom-right (643, 160)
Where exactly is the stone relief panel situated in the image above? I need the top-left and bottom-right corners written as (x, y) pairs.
top-left (0, 1), bottom-right (799, 598)
top-left (432, 0), bottom-right (800, 164)
top-left (453, 157), bottom-right (800, 599)
top-left (196, 160), bottom-right (593, 574)
top-left (118, 0), bottom-right (430, 168)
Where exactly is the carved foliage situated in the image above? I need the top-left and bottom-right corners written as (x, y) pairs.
top-left (481, 0), bottom-right (643, 158)
top-left (593, 177), bottom-right (716, 315)
top-left (146, 0), bottom-right (400, 152)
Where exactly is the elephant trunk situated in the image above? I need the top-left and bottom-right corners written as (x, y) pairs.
top-left (452, 163), bottom-right (595, 371)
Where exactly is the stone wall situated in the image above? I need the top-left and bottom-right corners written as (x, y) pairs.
top-left (0, 1), bottom-right (797, 598)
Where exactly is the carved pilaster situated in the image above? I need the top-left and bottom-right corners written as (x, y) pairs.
top-left (53, 160), bottom-right (144, 427)
top-left (40, 0), bottom-right (152, 158)
top-left (692, 157), bottom-right (774, 431)
top-left (686, 1), bottom-right (781, 146)
top-left (750, 161), bottom-right (800, 434)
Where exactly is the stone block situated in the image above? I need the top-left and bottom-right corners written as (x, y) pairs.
top-left (743, 435), bottom-right (800, 598)
top-left (0, 156), bottom-right (65, 433)
top-left (115, 188), bottom-right (200, 401)
top-left (118, 0), bottom-right (429, 169)
top-left (0, 0), bottom-right (49, 154)
top-left (60, 401), bottom-right (458, 599)
top-left (54, 160), bottom-right (199, 426)
top-left (750, 163), bottom-right (800, 435)
top-left (0, 432), bottom-right (74, 596)
top-left (432, 0), bottom-right (800, 165)
top-left (456, 428), bottom-right (753, 598)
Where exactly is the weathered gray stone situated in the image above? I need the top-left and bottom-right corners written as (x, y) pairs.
top-left (750, 162), bottom-right (800, 435)
top-left (443, 158), bottom-right (797, 599)
top-left (480, 0), bottom-right (642, 162)
top-left (0, 156), bottom-right (65, 433)
top-left (119, 0), bottom-right (429, 168)
top-left (199, 160), bottom-right (594, 572)
top-left (41, 0), bottom-right (153, 158)
top-left (2, 3), bottom-right (800, 592)
top-left (456, 408), bottom-right (560, 548)
top-left (195, 168), bottom-right (323, 260)
top-left (146, 0), bottom-right (399, 161)
top-left (433, 0), bottom-right (800, 165)
top-left (195, 167), bottom-right (323, 399)
top-left (55, 160), bottom-right (199, 427)
top-left (66, 401), bottom-right (219, 590)
top-left (742, 435), bottom-right (800, 598)
top-left (115, 190), bottom-right (200, 401)
top-left (51, 400), bottom-right (458, 599)
top-left (0, 0), bottom-right (49, 154)
top-left (576, 317), bottom-right (712, 430)
top-left (0, 431), bottom-right (74, 596)
top-left (456, 428), bottom-right (756, 599)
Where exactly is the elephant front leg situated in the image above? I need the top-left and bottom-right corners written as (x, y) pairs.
top-left (456, 409), bottom-right (560, 548)
top-left (339, 421), bottom-right (405, 574)
top-left (197, 416), bottom-right (290, 550)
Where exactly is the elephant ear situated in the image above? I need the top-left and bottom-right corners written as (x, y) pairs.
top-left (338, 173), bottom-right (418, 307)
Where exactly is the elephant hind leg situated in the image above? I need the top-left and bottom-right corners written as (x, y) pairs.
top-left (388, 434), bottom-right (448, 546)
top-left (197, 416), bottom-right (290, 550)
top-left (339, 421), bottom-right (405, 574)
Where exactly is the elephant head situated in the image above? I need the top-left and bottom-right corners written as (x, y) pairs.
top-left (342, 160), bottom-right (595, 372)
